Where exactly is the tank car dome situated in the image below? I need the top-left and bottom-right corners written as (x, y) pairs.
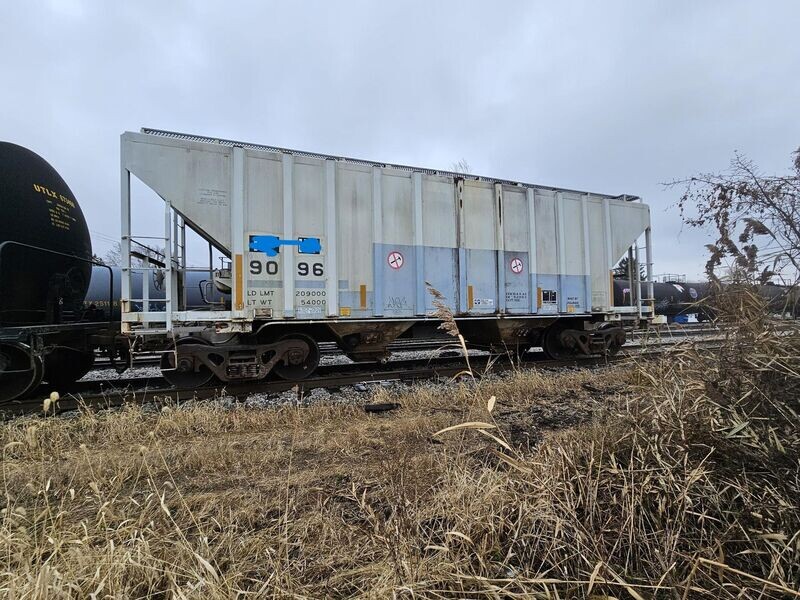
top-left (0, 142), bottom-right (92, 325)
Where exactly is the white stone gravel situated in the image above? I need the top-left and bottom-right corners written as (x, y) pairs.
top-left (69, 346), bottom-right (486, 414)
top-left (318, 346), bottom-right (489, 366)
top-left (80, 347), bottom-right (490, 382)
top-left (51, 350), bottom-right (622, 421)
top-left (80, 366), bottom-right (162, 381)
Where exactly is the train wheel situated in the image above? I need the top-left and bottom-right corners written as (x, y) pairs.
top-left (45, 349), bottom-right (95, 387)
top-left (273, 334), bottom-right (320, 381)
top-left (0, 343), bottom-right (44, 403)
top-left (542, 326), bottom-right (575, 360)
top-left (161, 338), bottom-right (215, 388)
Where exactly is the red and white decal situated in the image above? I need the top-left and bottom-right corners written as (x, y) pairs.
top-left (510, 257), bottom-right (524, 274)
top-left (387, 251), bottom-right (404, 270)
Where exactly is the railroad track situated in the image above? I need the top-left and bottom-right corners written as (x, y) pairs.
top-left (89, 323), bottom-right (721, 370)
top-left (2, 336), bottom-right (720, 419)
top-left (90, 339), bottom-right (466, 369)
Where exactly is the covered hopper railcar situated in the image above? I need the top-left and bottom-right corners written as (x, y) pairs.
top-left (121, 129), bottom-right (656, 387)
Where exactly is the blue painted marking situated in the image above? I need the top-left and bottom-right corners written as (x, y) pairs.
top-left (423, 247), bottom-right (458, 312)
top-left (465, 249), bottom-right (498, 314)
top-left (377, 243), bottom-right (416, 317)
top-left (249, 235), bottom-right (321, 257)
top-left (502, 251), bottom-right (529, 313)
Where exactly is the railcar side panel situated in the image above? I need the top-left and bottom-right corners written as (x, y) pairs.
top-left (291, 157), bottom-right (326, 319)
top-left (125, 137), bottom-right (232, 251)
top-left (587, 199), bottom-right (610, 311)
top-left (610, 202), bottom-right (649, 264)
top-left (244, 153), bottom-right (283, 316)
top-left (501, 186), bottom-right (531, 314)
top-left (560, 194), bottom-right (590, 314)
top-left (336, 163), bottom-right (374, 318)
top-left (461, 180), bottom-right (498, 314)
top-left (421, 174), bottom-right (458, 313)
top-left (533, 190), bottom-right (559, 315)
top-left (377, 170), bottom-right (415, 317)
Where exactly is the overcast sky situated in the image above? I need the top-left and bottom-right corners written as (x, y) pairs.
top-left (2, 1), bottom-right (799, 279)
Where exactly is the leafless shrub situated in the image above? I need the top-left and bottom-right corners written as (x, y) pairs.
top-left (671, 146), bottom-right (800, 286)
top-left (671, 146), bottom-right (800, 451)
top-left (451, 158), bottom-right (471, 174)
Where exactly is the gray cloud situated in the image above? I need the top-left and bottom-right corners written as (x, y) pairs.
top-left (2, 0), bottom-right (799, 279)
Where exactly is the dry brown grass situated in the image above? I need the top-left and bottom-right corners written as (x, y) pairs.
top-left (2, 315), bottom-right (799, 598)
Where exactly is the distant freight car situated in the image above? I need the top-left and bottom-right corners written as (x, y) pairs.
top-left (613, 279), bottom-right (712, 321)
top-left (120, 129), bottom-right (656, 386)
top-left (83, 266), bottom-right (227, 321)
top-left (612, 278), bottom-right (798, 322)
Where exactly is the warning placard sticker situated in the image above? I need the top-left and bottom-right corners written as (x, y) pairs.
top-left (387, 251), bottom-right (404, 270)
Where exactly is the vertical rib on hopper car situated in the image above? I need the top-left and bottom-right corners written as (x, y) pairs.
top-left (121, 129), bottom-right (654, 385)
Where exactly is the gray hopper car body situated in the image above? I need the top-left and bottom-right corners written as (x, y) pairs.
top-left (120, 129), bottom-right (655, 384)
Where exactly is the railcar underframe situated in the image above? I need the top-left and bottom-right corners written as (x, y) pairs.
top-left (120, 129), bottom-right (656, 386)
